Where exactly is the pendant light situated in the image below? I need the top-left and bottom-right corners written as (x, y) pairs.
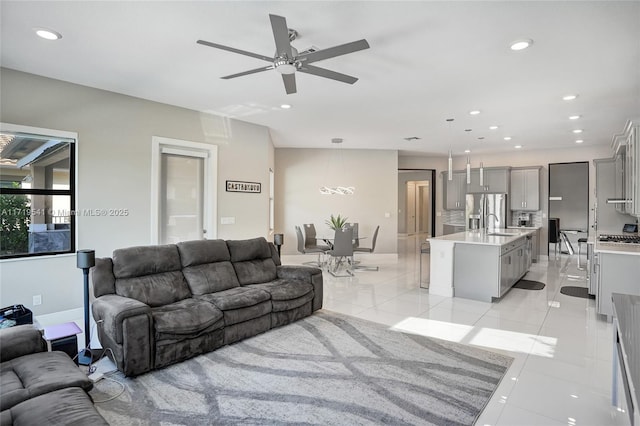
top-left (446, 118), bottom-right (454, 181)
top-left (479, 161), bottom-right (484, 187)
top-left (319, 138), bottom-right (355, 195)
top-left (466, 156), bottom-right (471, 184)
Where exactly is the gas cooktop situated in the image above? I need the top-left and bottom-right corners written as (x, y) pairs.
top-left (598, 234), bottom-right (640, 244)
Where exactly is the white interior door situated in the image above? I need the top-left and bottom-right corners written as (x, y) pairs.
top-left (417, 182), bottom-right (430, 234)
top-left (151, 137), bottom-right (217, 244)
top-left (406, 181), bottom-right (416, 234)
top-left (160, 153), bottom-right (204, 244)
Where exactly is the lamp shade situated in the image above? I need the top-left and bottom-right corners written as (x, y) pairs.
top-left (274, 234), bottom-right (284, 246)
top-left (77, 250), bottom-right (95, 269)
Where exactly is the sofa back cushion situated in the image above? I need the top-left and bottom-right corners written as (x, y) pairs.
top-left (227, 237), bottom-right (277, 285)
top-left (112, 245), bottom-right (191, 307)
top-left (92, 257), bottom-right (116, 297)
top-left (176, 239), bottom-right (240, 294)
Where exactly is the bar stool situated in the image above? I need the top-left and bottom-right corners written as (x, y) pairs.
top-left (577, 237), bottom-right (588, 270)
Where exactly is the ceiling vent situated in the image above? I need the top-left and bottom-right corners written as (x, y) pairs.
top-left (403, 136), bottom-right (421, 141)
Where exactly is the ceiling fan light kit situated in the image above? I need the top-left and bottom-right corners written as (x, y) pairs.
top-left (197, 13), bottom-right (369, 94)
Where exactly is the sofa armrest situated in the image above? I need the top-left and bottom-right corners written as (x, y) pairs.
top-left (277, 265), bottom-right (323, 311)
top-left (92, 295), bottom-right (154, 376)
top-left (0, 325), bottom-right (46, 363)
top-left (92, 295), bottom-right (151, 345)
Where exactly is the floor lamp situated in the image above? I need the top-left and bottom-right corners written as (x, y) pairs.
top-left (77, 249), bottom-right (95, 365)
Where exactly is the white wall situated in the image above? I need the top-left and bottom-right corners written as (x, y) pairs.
top-left (0, 68), bottom-right (274, 315)
top-left (275, 148), bottom-right (398, 255)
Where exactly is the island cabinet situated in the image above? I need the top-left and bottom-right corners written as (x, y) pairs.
top-left (467, 167), bottom-right (510, 193)
top-left (510, 168), bottom-right (541, 211)
top-left (443, 171), bottom-right (466, 210)
top-left (453, 236), bottom-right (527, 302)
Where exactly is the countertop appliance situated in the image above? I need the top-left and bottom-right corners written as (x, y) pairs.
top-left (465, 193), bottom-right (508, 231)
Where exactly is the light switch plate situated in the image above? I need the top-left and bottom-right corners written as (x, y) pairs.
top-left (220, 217), bottom-right (235, 225)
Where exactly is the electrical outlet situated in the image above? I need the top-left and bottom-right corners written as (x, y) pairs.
top-left (33, 295), bottom-right (42, 306)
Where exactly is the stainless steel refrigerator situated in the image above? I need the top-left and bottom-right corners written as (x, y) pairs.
top-left (465, 193), bottom-right (508, 231)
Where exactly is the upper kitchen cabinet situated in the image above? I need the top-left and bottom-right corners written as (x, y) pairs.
top-left (510, 167), bottom-right (541, 211)
top-left (612, 119), bottom-right (640, 217)
top-left (443, 171), bottom-right (466, 210)
top-left (467, 167), bottom-right (510, 193)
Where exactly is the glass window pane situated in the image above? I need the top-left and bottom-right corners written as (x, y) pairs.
top-left (0, 194), bottom-right (71, 257)
top-left (0, 131), bottom-right (72, 190)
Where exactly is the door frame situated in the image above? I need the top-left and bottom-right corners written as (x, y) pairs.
top-left (398, 168), bottom-right (436, 237)
top-left (150, 136), bottom-right (218, 244)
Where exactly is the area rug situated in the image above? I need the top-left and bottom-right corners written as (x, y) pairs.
top-left (91, 311), bottom-right (513, 425)
top-left (560, 286), bottom-right (595, 299)
top-left (513, 279), bottom-right (546, 290)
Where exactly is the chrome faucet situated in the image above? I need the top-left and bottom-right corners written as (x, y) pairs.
top-left (486, 213), bottom-right (500, 231)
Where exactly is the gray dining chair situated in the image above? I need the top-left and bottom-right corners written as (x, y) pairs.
top-left (326, 227), bottom-right (355, 277)
top-left (303, 223), bottom-right (331, 251)
top-left (345, 222), bottom-right (359, 249)
top-left (353, 225), bottom-right (380, 271)
top-left (295, 226), bottom-right (326, 267)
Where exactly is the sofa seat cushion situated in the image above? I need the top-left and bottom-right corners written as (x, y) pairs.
top-left (248, 279), bottom-right (314, 312)
top-left (197, 287), bottom-right (272, 326)
top-left (1, 387), bottom-right (108, 426)
top-left (0, 351), bottom-right (92, 411)
top-left (152, 298), bottom-right (224, 341)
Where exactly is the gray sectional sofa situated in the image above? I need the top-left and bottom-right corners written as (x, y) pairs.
top-left (0, 325), bottom-right (108, 425)
top-left (91, 237), bottom-right (323, 376)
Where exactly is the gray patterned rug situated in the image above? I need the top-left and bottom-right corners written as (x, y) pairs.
top-left (91, 311), bottom-right (512, 425)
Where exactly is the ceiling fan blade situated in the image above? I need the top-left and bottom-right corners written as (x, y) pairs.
top-left (299, 39), bottom-right (370, 64)
top-left (221, 65), bottom-right (274, 80)
top-left (269, 14), bottom-right (293, 58)
top-left (282, 74), bottom-right (297, 94)
top-left (196, 39), bottom-right (273, 62)
top-left (298, 65), bottom-right (358, 84)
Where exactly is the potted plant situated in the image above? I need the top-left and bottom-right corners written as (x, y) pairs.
top-left (326, 214), bottom-right (348, 230)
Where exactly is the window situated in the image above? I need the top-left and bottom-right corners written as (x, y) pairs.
top-left (0, 124), bottom-right (76, 259)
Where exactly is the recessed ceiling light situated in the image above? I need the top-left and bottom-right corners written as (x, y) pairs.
top-left (572, 129), bottom-right (583, 134)
top-left (489, 125), bottom-right (499, 130)
top-left (510, 39), bottom-right (533, 51)
top-left (569, 115), bottom-right (581, 120)
top-left (34, 28), bottom-right (62, 40)
top-left (464, 149), bottom-right (471, 153)
top-left (469, 110), bottom-right (481, 115)
top-left (563, 94), bottom-right (578, 101)
top-left (280, 104), bottom-right (291, 109)
top-left (504, 136), bottom-right (512, 141)
top-left (575, 140), bottom-right (584, 144)
top-left (515, 145), bottom-right (522, 149)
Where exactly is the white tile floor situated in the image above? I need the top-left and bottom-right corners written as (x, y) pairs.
top-left (282, 234), bottom-right (630, 426)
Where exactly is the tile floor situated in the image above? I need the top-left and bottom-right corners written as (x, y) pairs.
top-left (282, 234), bottom-right (630, 426)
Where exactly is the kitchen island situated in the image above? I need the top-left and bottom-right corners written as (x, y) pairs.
top-left (428, 228), bottom-right (536, 302)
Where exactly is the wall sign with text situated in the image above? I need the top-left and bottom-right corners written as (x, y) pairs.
top-left (226, 180), bottom-right (261, 193)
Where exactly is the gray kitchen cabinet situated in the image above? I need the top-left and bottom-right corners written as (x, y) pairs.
top-left (611, 120), bottom-right (640, 217)
top-left (454, 236), bottom-right (528, 302)
top-left (467, 168), bottom-right (510, 193)
top-left (443, 171), bottom-right (466, 210)
top-left (596, 251), bottom-right (640, 320)
top-left (510, 168), bottom-right (540, 211)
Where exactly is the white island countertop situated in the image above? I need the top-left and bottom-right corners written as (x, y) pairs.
top-left (428, 228), bottom-right (535, 246)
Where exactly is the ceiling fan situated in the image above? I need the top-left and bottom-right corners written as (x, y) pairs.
top-left (196, 14), bottom-right (370, 95)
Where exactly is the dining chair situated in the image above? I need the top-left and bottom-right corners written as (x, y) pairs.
top-left (353, 225), bottom-right (380, 271)
top-left (295, 226), bottom-right (326, 267)
top-left (345, 222), bottom-right (359, 249)
top-left (303, 223), bottom-right (331, 251)
top-left (326, 227), bottom-right (355, 277)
